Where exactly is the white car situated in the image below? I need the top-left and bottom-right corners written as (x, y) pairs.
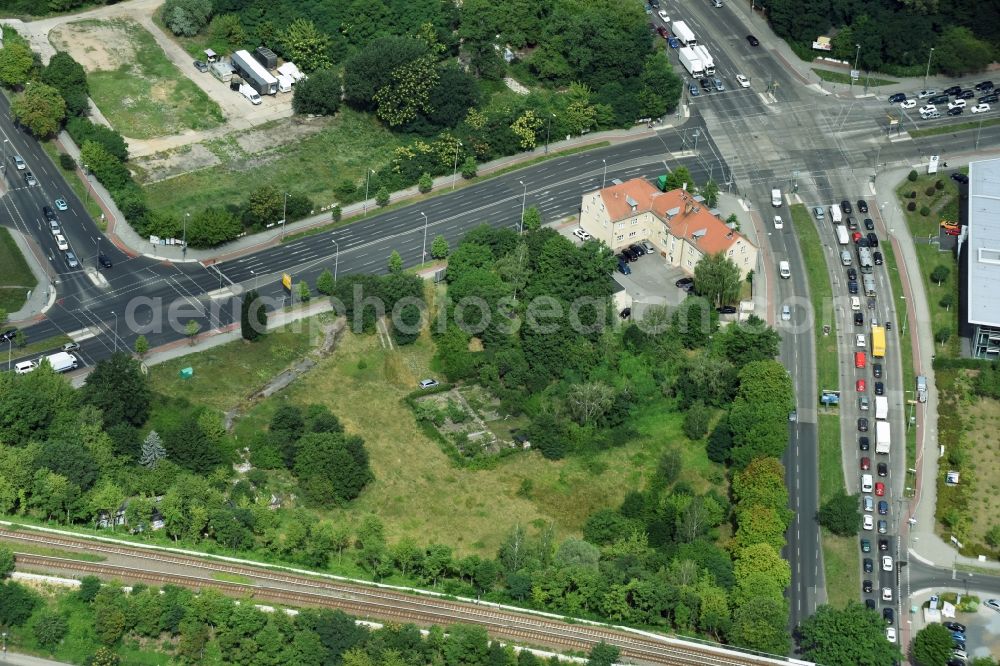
top-left (886, 627), bottom-right (896, 643)
top-left (12, 155), bottom-right (25, 170)
top-left (919, 104), bottom-right (937, 115)
top-left (773, 215), bottom-right (783, 229)
top-left (863, 515), bottom-right (874, 531)
top-left (572, 228), bottom-right (591, 241)
top-left (856, 333), bottom-right (867, 348)
top-left (657, 9), bottom-right (669, 20)
top-left (882, 587), bottom-right (893, 601)
top-left (851, 296), bottom-right (861, 311)
top-left (736, 74), bottom-right (750, 88)
top-left (55, 234), bottom-right (68, 251)
top-left (882, 555), bottom-right (893, 571)
top-left (49, 220), bottom-right (60, 236)
top-left (971, 103), bottom-right (991, 114)
top-left (948, 99), bottom-right (966, 110)
top-left (900, 99), bottom-right (917, 109)
top-left (917, 89), bottom-right (938, 99)
top-left (781, 305), bottom-right (791, 321)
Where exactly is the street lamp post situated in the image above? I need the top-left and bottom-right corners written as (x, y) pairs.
top-left (83, 163), bottom-right (91, 207)
top-left (900, 295), bottom-right (907, 337)
top-left (183, 213), bottom-right (189, 258)
top-left (544, 113), bottom-right (554, 154)
top-left (2, 139), bottom-right (8, 170)
top-left (923, 47), bottom-right (935, 89)
top-left (602, 159), bottom-right (607, 189)
top-left (853, 44), bottom-right (861, 87)
top-left (452, 141), bottom-right (463, 190)
top-left (96, 236), bottom-right (101, 269)
top-left (420, 211), bottom-right (429, 263)
top-left (364, 168), bottom-right (375, 216)
top-left (2, 630), bottom-right (6, 655)
top-left (518, 180), bottom-right (527, 233)
top-left (7, 337), bottom-right (12, 371)
top-left (111, 310), bottom-right (118, 353)
top-left (332, 238), bottom-right (340, 283)
top-left (250, 269), bottom-right (257, 291)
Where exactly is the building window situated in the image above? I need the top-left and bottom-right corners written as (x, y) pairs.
top-left (741, 245), bottom-right (746, 253)
top-left (729, 249), bottom-right (734, 256)
top-left (629, 231), bottom-right (637, 238)
top-left (616, 235), bottom-right (624, 242)
top-left (616, 223), bottom-right (623, 230)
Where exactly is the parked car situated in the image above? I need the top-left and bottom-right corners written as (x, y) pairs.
top-left (418, 379), bottom-right (439, 389)
top-left (847, 267), bottom-right (857, 281)
top-left (858, 417), bottom-right (869, 432)
top-left (675, 277), bottom-right (694, 289)
top-left (717, 305), bottom-right (737, 315)
top-left (867, 232), bottom-right (878, 247)
top-left (878, 500), bottom-right (888, 515)
top-left (864, 218), bottom-right (875, 231)
top-left (841, 200), bottom-right (852, 214)
top-left (875, 483), bottom-right (885, 497)
top-left (856, 379), bottom-right (866, 392)
top-left (857, 200), bottom-right (869, 213)
top-left (667, 37), bottom-right (680, 48)
top-left (883, 607), bottom-right (894, 623)
top-left (878, 519), bottom-right (888, 534)
top-left (877, 462), bottom-right (888, 477)
top-left (657, 26), bottom-right (669, 38)
top-left (700, 78), bottom-right (712, 92)
top-left (919, 104), bottom-right (938, 115)
top-left (873, 363), bottom-right (882, 378)
top-left (971, 103), bottom-right (991, 114)
top-left (952, 172), bottom-right (969, 184)
top-left (900, 99), bottom-right (917, 109)
top-left (943, 86), bottom-right (962, 96)
top-left (854, 312), bottom-right (864, 326)
top-left (888, 93), bottom-right (907, 103)
top-left (975, 80), bottom-right (994, 91)
top-left (944, 622), bottom-right (966, 633)
top-left (948, 106), bottom-right (963, 116)
top-left (986, 599), bottom-right (1000, 612)
top-left (572, 228), bottom-right (591, 241)
top-left (874, 381), bottom-right (884, 395)
top-left (886, 627), bottom-right (896, 643)
top-left (62, 342), bottom-right (80, 352)
top-left (948, 99), bottom-right (967, 110)
top-left (917, 89), bottom-right (938, 99)
top-left (863, 514), bottom-right (874, 530)
top-left (193, 60), bottom-right (209, 72)
top-left (861, 538), bottom-right (871, 553)
top-left (958, 89), bottom-right (975, 99)
top-left (863, 579), bottom-right (873, 592)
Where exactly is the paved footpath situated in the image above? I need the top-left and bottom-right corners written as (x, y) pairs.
top-left (0, 650), bottom-right (72, 666)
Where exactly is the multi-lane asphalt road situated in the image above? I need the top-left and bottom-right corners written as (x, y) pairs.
top-left (3, 0), bottom-right (1000, 653)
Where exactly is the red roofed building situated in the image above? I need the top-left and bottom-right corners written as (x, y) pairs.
top-left (579, 178), bottom-right (758, 278)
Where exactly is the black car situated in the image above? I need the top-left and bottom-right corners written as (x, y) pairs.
top-left (841, 200), bottom-right (853, 214)
top-left (675, 276), bottom-right (694, 288)
top-left (42, 206), bottom-right (57, 222)
top-left (863, 579), bottom-right (873, 592)
top-left (0, 328), bottom-right (16, 342)
top-left (952, 172), bottom-right (969, 184)
top-left (717, 305), bottom-right (737, 314)
top-left (873, 363), bottom-right (882, 378)
top-left (953, 639), bottom-right (966, 652)
top-left (944, 622), bottom-right (966, 633)
top-left (943, 85), bottom-right (962, 96)
top-left (622, 248), bottom-right (637, 261)
top-left (859, 436), bottom-right (870, 451)
top-left (929, 95), bottom-right (949, 105)
top-left (746, 34), bottom-right (759, 46)
top-left (864, 218), bottom-right (875, 231)
top-left (878, 538), bottom-right (889, 551)
top-left (975, 80), bottom-right (994, 91)
top-left (700, 77), bottom-right (712, 92)
top-left (958, 89), bottom-right (976, 99)
top-left (847, 216), bottom-right (858, 231)
top-left (883, 607), bottom-right (894, 624)
top-left (98, 252), bottom-right (113, 269)
top-left (980, 93), bottom-right (998, 104)
top-left (877, 462), bottom-right (888, 477)
top-left (878, 500), bottom-right (888, 515)
top-left (848, 281), bottom-right (859, 295)
top-left (629, 243), bottom-right (646, 257)
top-left (888, 93), bottom-right (907, 104)
top-left (619, 307), bottom-right (632, 319)
top-left (858, 417), bottom-right (869, 432)
top-left (867, 232), bottom-right (878, 247)
top-left (947, 106), bottom-right (963, 116)
top-left (854, 312), bottom-right (864, 326)
top-left (874, 381), bottom-right (884, 395)
top-left (873, 251), bottom-right (884, 265)
top-left (857, 238), bottom-right (870, 248)
top-left (863, 558), bottom-right (874, 573)
top-left (857, 200), bottom-right (869, 214)
top-left (865, 599), bottom-right (877, 610)
top-left (847, 267), bottom-right (857, 281)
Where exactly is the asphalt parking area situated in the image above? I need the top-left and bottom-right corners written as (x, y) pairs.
top-left (612, 251), bottom-right (689, 316)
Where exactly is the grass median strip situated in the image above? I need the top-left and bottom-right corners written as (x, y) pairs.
top-left (909, 116), bottom-right (1000, 138)
top-left (10, 543), bottom-right (106, 562)
top-left (811, 68), bottom-right (897, 87)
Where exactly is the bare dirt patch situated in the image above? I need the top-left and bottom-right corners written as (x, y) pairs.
top-left (233, 115), bottom-right (331, 156)
top-left (131, 143), bottom-right (220, 184)
top-left (49, 19), bottom-right (135, 72)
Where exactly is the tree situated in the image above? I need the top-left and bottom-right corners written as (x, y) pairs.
top-left (186, 207), bottom-right (241, 247)
top-left (933, 26), bottom-right (993, 76)
top-left (185, 319), bottom-right (201, 344)
top-left (0, 42), bottom-right (34, 88)
top-left (719, 315), bottom-right (780, 367)
top-left (0, 546), bottom-right (13, 579)
top-left (931, 265), bottom-right (950, 285)
top-left (388, 250), bottom-right (404, 274)
top-left (986, 524), bottom-right (1000, 547)
top-left (376, 187), bottom-right (390, 207)
top-left (165, 419), bottom-right (221, 474)
top-left (134, 334), bottom-right (149, 358)
top-left (11, 83), bottom-right (66, 138)
top-left (706, 417), bottom-right (733, 463)
top-left (683, 400), bottom-right (711, 440)
top-left (587, 642), bottom-right (620, 666)
top-left (522, 205), bottom-right (542, 232)
top-left (41, 51), bottom-right (89, 116)
top-left (294, 432), bottom-right (373, 506)
top-left (730, 594), bottom-right (790, 655)
top-left (565, 382), bottom-right (615, 425)
top-left (797, 602), bottom-right (899, 666)
top-left (33, 609), bottom-right (69, 649)
top-left (936, 326), bottom-right (952, 345)
top-left (83, 353), bottom-right (152, 428)
top-left (162, 0), bottom-right (213, 37)
top-left (940, 293), bottom-right (955, 311)
top-left (139, 430), bottom-right (167, 468)
top-left (291, 69), bottom-right (341, 116)
top-left (418, 172), bottom-right (433, 194)
top-left (817, 491), bottom-right (860, 536)
top-left (243, 185), bottom-right (283, 229)
top-left (0, 581), bottom-right (37, 627)
top-left (89, 647), bottom-right (121, 666)
top-left (461, 156), bottom-right (478, 179)
top-left (282, 18), bottom-right (332, 73)
top-left (431, 235), bottom-right (449, 260)
top-left (317, 269), bottom-right (335, 296)
top-left (732, 457), bottom-right (790, 513)
top-left (298, 280), bottom-right (311, 302)
top-left (241, 289), bottom-right (267, 341)
top-left (694, 253), bottom-right (742, 307)
top-left (701, 180), bottom-right (720, 208)
top-left (662, 166), bottom-right (694, 192)
top-left (373, 54), bottom-right (439, 126)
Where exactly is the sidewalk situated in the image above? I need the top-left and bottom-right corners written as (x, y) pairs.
top-left (876, 157), bottom-right (1000, 575)
top-left (0, 650), bottom-right (72, 666)
top-left (5, 228), bottom-right (56, 324)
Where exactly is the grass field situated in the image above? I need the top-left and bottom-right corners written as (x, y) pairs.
top-left (962, 398), bottom-right (1000, 546)
top-left (811, 68), bottom-right (897, 87)
top-left (142, 109), bottom-right (405, 216)
top-left (0, 227), bottom-right (36, 313)
top-left (84, 19), bottom-right (223, 139)
top-left (153, 314), bottom-right (722, 557)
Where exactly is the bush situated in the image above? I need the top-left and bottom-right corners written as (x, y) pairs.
top-left (67, 117), bottom-right (129, 162)
top-left (59, 152), bottom-right (75, 170)
top-left (920, 206), bottom-right (931, 217)
top-left (935, 179), bottom-right (944, 190)
top-left (908, 169), bottom-right (918, 182)
top-left (925, 186), bottom-right (936, 197)
top-left (907, 201), bottom-right (917, 212)
top-left (461, 156), bottom-right (478, 179)
top-left (331, 204), bottom-right (342, 222)
top-left (163, 0), bottom-right (213, 37)
top-left (418, 172), bottom-right (433, 193)
top-left (376, 187), bottom-right (390, 207)
top-left (908, 191), bottom-right (917, 198)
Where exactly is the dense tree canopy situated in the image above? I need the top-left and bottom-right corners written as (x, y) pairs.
top-left (83, 353), bottom-right (152, 428)
top-left (797, 602), bottom-right (899, 666)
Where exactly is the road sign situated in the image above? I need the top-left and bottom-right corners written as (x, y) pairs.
top-left (850, 69), bottom-right (860, 80)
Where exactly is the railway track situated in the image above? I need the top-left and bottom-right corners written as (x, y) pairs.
top-left (3, 528), bottom-right (806, 666)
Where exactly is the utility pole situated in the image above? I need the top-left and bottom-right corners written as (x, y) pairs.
top-left (923, 47), bottom-right (935, 89)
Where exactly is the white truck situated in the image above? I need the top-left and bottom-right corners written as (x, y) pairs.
top-left (835, 225), bottom-right (850, 245)
top-left (771, 188), bottom-right (782, 207)
top-left (875, 395), bottom-right (888, 420)
top-left (276, 74), bottom-right (294, 93)
top-left (238, 83), bottom-right (262, 105)
top-left (45, 351), bottom-right (78, 373)
top-left (672, 20), bottom-right (697, 46)
top-left (693, 45), bottom-right (715, 75)
top-left (875, 420), bottom-right (890, 455)
top-left (678, 46), bottom-right (704, 78)
top-left (230, 49), bottom-right (278, 95)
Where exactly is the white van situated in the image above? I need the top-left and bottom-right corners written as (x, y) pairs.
top-left (861, 474), bottom-right (874, 493)
top-left (840, 250), bottom-right (853, 266)
top-left (14, 360), bottom-right (37, 375)
top-left (778, 260), bottom-right (791, 279)
top-left (771, 189), bottom-right (782, 207)
top-left (830, 206), bottom-right (843, 224)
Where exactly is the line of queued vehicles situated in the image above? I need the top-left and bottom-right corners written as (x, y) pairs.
top-left (889, 79), bottom-right (994, 119)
